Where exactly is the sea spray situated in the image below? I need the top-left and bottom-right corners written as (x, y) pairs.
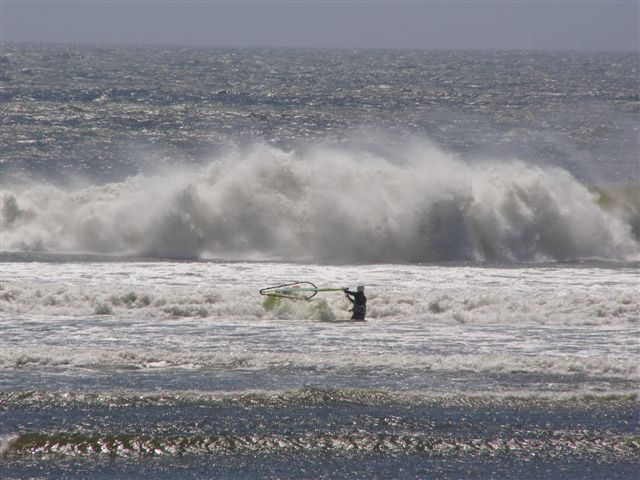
top-left (1, 142), bottom-right (638, 262)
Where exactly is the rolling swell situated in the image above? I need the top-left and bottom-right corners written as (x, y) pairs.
top-left (3, 389), bottom-right (638, 480)
top-left (4, 431), bottom-right (638, 459)
top-left (2, 390), bottom-right (638, 461)
top-left (2, 347), bottom-right (638, 381)
top-left (1, 142), bottom-right (638, 263)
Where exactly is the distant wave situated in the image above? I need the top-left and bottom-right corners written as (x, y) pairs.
top-left (1, 141), bottom-right (638, 262)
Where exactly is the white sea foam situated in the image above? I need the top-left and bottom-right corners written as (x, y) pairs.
top-left (1, 261), bottom-right (637, 326)
top-left (1, 141), bottom-right (638, 262)
top-left (1, 276), bottom-right (637, 326)
top-left (1, 261), bottom-right (637, 394)
top-left (1, 346), bottom-right (637, 382)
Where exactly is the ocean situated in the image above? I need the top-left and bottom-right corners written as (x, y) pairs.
top-left (1, 44), bottom-right (638, 479)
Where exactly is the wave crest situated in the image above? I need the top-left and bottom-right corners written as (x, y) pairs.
top-left (2, 142), bottom-right (638, 262)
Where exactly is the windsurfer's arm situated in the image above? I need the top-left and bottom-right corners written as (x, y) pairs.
top-left (343, 288), bottom-right (355, 303)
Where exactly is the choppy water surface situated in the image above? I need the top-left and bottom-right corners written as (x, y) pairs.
top-left (1, 44), bottom-right (639, 478)
top-left (2, 390), bottom-right (639, 479)
top-left (2, 45), bottom-right (638, 182)
top-left (1, 259), bottom-right (638, 478)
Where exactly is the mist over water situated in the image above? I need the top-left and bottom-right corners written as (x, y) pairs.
top-left (2, 140), bottom-right (638, 262)
top-left (2, 45), bottom-right (638, 263)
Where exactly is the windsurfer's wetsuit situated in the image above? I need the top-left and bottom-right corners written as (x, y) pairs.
top-left (344, 289), bottom-right (367, 321)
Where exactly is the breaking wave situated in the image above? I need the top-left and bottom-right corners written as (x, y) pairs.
top-left (1, 141), bottom-right (638, 262)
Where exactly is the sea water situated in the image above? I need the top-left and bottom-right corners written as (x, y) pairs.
top-left (1, 44), bottom-right (638, 479)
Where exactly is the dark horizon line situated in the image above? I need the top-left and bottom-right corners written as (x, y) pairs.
top-left (2, 39), bottom-right (638, 55)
